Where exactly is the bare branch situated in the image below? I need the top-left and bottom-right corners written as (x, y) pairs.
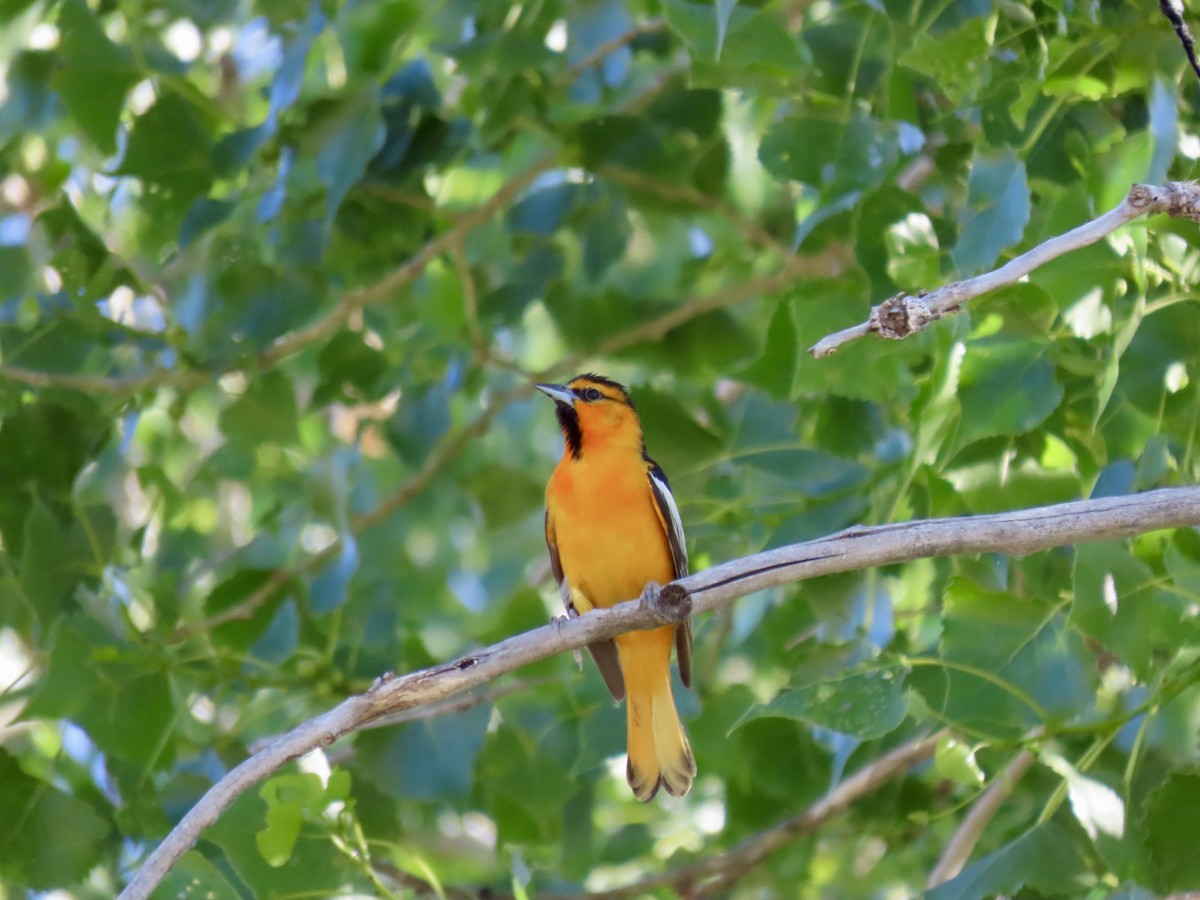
top-left (554, 732), bottom-right (946, 900)
top-left (564, 18), bottom-right (666, 79)
top-left (173, 384), bottom-right (525, 639)
top-left (118, 486), bottom-right (1200, 900)
top-left (810, 181), bottom-right (1200, 358)
top-left (927, 746), bottom-right (1038, 888)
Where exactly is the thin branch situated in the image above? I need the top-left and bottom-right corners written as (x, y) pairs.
top-left (450, 242), bottom-right (488, 361)
top-left (565, 18), bottom-right (666, 79)
top-left (118, 487), bottom-right (1200, 900)
top-left (1159, 0), bottom-right (1200, 84)
top-left (174, 384), bottom-right (525, 639)
top-left (540, 269), bottom-right (801, 381)
top-left (0, 155), bottom-right (556, 396)
top-left (252, 157), bottom-right (557, 371)
top-left (809, 181), bottom-right (1200, 358)
top-left (926, 746), bottom-right (1038, 888)
top-left (596, 165), bottom-right (794, 261)
top-left (555, 732), bottom-right (945, 900)
top-left (0, 19), bottom-right (670, 397)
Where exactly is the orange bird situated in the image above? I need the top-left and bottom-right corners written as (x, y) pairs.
top-left (537, 373), bottom-right (695, 801)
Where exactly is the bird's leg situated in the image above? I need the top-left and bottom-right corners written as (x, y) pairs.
top-left (551, 604), bottom-right (584, 669)
top-left (638, 581), bottom-right (662, 611)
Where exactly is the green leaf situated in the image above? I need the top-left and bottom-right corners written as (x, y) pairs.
top-left (206, 789), bottom-right (353, 896)
top-left (736, 664), bottom-right (909, 740)
top-left (220, 371), bottom-right (300, 447)
top-left (387, 381), bottom-right (452, 466)
top-left (466, 464), bottom-right (544, 529)
top-left (156, 851), bottom-right (245, 900)
top-left (0, 749), bottom-right (111, 889)
top-left (935, 735), bottom-right (985, 787)
top-left (118, 91), bottom-right (214, 202)
top-left (1144, 773), bottom-right (1200, 890)
top-left (52, 0), bottom-right (139, 154)
top-left (759, 111), bottom-right (902, 191)
top-left (956, 337), bottom-right (1063, 445)
top-left (737, 299), bottom-right (798, 400)
top-left (885, 212), bottom-right (941, 291)
top-left (1070, 541), bottom-right (1196, 680)
top-left (927, 821), bottom-right (1091, 900)
top-left (635, 385), bottom-right (724, 476)
top-left (180, 197), bottom-right (238, 248)
top-left (0, 50), bottom-right (58, 144)
top-left (19, 499), bottom-right (75, 621)
top-left (309, 537), bottom-right (358, 614)
top-left (354, 705), bottom-right (491, 802)
top-left (316, 91), bottom-right (386, 223)
top-left (314, 330), bottom-right (389, 404)
top-left (953, 151), bottom-right (1030, 275)
top-left (667, 0), bottom-right (804, 86)
top-left (898, 18), bottom-right (990, 107)
top-left (913, 579), bottom-right (1092, 738)
top-left (257, 773), bottom-right (324, 867)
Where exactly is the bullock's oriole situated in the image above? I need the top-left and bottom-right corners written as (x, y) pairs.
top-left (537, 373), bottom-right (696, 802)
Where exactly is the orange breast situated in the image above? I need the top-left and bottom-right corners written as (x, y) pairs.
top-left (548, 452), bottom-right (675, 609)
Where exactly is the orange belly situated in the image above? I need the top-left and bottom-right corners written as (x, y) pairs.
top-left (547, 454), bottom-right (675, 610)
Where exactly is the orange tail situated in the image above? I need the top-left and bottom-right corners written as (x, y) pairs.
top-left (621, 627), bottom-right (696, 802)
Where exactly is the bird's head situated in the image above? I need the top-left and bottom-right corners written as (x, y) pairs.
top-left (535, 373), bottom-right (642, 458)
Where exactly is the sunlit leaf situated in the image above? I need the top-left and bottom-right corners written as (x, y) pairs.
top-left (735, 664), bottom-right (909, 740)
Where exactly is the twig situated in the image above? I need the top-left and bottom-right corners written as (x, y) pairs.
top-left (1159, 0), bottom-right (1200, 84)
top-left (449, 242), bottom-right (488, 361)
top-left (372, 859), bottom-right (477, 900)
top-left (546, 268), bottom-right (801, 376)
top-left (548, 732), bottom-right (945, 899)
top-left (926, 747), bottom-right (1038, 888)
top-left (252, 157), bottom-right (557, 371)
top-left (0, 156), bottom-right (556, 396)
top-left (596, 165), bottom-right (791, 259)
top-left (809, 181), bottom-right (1200, 358)
top-left (0, 364), bottom-right (210, 396)
top-left (174, 384), bottom-right (525, 639)
top-left (564, 18), bottom-right (666, 79)
top-left (118, 487), bottom-right (1200, 900)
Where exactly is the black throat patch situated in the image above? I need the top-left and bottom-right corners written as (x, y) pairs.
top-left (556, 402), bottom-right (583, 458)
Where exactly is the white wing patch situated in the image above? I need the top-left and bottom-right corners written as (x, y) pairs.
top-left (648, 465), bottom-right (688, 579)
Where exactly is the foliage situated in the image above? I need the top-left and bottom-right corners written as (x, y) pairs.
top-left (0, 0), bottom-right (1199, 897)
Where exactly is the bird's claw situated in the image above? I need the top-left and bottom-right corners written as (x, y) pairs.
top-left (550, 611), bottom-right (584, 670)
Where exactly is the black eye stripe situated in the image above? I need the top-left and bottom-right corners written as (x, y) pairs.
top-left (578, 387), bottom-right (604, 402)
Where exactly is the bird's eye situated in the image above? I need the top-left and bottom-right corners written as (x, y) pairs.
top-left (580, 387), bottom-right (603, 402)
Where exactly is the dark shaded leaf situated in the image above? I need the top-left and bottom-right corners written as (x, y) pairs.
top-left (52, 0), bottom-right (138, 154)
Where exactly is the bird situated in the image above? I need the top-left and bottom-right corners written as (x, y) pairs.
top-left (536, 373), bottom-right (696, 801)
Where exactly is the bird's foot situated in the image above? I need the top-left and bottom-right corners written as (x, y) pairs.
top-left (551, 609), bottom-right (584, 669)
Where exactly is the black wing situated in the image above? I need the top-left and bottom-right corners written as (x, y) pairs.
top-left (545, 510), bottom-right (625, 701)
top-left (647, 459), bottom-right (693, 688)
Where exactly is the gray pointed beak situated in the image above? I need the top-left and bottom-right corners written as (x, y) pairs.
top-left (535, 383), bottom-right (576, 406)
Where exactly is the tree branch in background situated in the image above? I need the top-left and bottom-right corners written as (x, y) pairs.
top-left (0, 18), bottom-right (672, 400)
top-left (926, 746), bottom-right (1038, 888)
top-left (174, 383), bottom-right (527, 639)
top-left (809, 181), bottom-right (1200, 358)
top-left (119, 487), bottom-right (1200, 900)
top-left (556, 732), bottom-right (946, 900)
top-left (0, 155), bottom-right (555, 396)
top-left (1159, 0), bottom-right (1200, 83)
